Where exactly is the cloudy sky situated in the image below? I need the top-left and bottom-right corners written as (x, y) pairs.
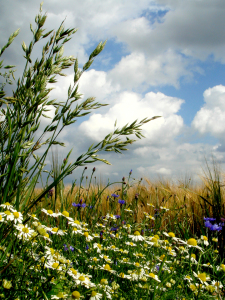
top-left (1, 0), bottom-right (225, 185)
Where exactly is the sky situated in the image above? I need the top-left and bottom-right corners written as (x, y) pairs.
top-left (1, 0), bottom-right (225, 185)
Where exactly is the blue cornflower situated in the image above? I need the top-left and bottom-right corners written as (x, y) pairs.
top-left (63, 244), bottom-right (69, 251)
top-left (204, 220), bottom-right (212, 228)
top-left (204, 217), bottom-right (216, 221)
top-left (118, 199), bottom-right (126, 205)
top-left (85, 244), bottom-right (89, 250)
top-left (114, 214), bottom-right (121, 219)
top-left (111, 193), bottom-right (119, 198)
top-left (110, 226), bottom-right (118, 232)
top-left (70, 246), bottom-right (74, 252)
top-left (72, 199), bottom-right (86, 208)
top-left (210, 223), bottom-right (222, 231)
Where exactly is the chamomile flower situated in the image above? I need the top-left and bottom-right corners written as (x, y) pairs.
top-left (41, 209), bottom-right (60, 218)
top-left (216, 264), bottom-right (225, 272)
top-left (185, 238), bottom-right (203, 251)
top-left (128, 231), bottom-right (145, 242)
top-left (160, 206), bottom-right (169, 211)
top-left (89, 291), bottom-right (102, 300)
top-left (11, 210), bottom-right (23, 224)
top-left (200, 235), bottom-right (209, 246)
top-left (184, 275), bottom-right (193, 282)
top-left (99, 254), bottom-right (112, 263)
top-left (15, 224), bottom-right (35, 239)
top-left (49, 227), bottom-right (66, 236)
top-left (46, 261), bottom-right (64, 271)
top-left (51, 292), bottom-right (68, 299)
top-left (28, 213), bottom-right (39, 220)
top-left (146, 214), bottom-right (155, 220)
top-left (74, 274), bottom-right (95, 288)
top-left (124, 208), bottom-right (133, 213)
top-left (68, 219), bottom-right (83, 229)
top-left (0, 213), bottom-right (5, 222)
top-left (93, 243), bottom-right (102, 253)
top-left (100, 264), bottom-right (116, 274)
top-left (193, 272), bottom-right (210, 285)
top-left (3, 210), bottom-right (14, 221)
top-left (71, 228), bottom-right (83, 235)
top-left (118, 272), bottom-right (132, 279)
top-left (163, 231), bottom-right (180, 242)
top-left (147, 203), bottom-right (154, 207)
top-left (60, 211), bottom-right (70, 219)
top-left (211, 280), bottom-right (223, 289)
top-left (0, 202), bottom-right (14, 211)
top-left (147, 272), bottom-right (161, 282)
top-left (125, 241), bottom-right (137, 247)
top-left (83, 231), bottom-right (94, 242)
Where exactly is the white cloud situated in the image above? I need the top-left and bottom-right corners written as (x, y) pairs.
top-left (79, 90), bottom-right (184, 147)
top-left (192, 85), bottom-right (225, 136)
top-left (109, 50), bottom-right (192, 90)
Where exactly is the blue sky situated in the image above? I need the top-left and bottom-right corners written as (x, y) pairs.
top-left (1, 0), bottom-right (225, 184)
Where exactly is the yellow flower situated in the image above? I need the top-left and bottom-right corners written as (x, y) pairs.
top-left (189, 284), bottom-right (196, 291)
top-left (52, 262), bottom-right (59, 269)
top-left (100, 278), bottom-right (108, 285)
top-left (62, 211), bottom-right (69, 217)
top-left (168, 232), bottom-right (175, 238)
top-left (187, 238), bottom-right (197, 246)
top-left (78, 276), bottom-right (85, 281)
top-left (3, 279), bottom-right (12, 289)
top-left (104, 264), bottom-right (111, 271)
top-left (72, 291), bottom-right (80, 299)
top-left (134, 231), bottom-right (140, 236)
top-left (13, 212), bottom-right (20, 218)
top-left (220, 264), bottom-right (225, 271)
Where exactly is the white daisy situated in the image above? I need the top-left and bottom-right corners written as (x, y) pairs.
top-left (3, 210), bottom-right (14, 221)
top-left (74, 274), bottom-right (96, 288)
top-left (68, 219), bottom-right (83, 229)
top-left (147, 272), bottom-right (161, 282)
top-left (41, 209), bottom-right (60, 218)
top-left (89, 291), bottom-right (102, 300)
top-left (0, 202), bottom-right (14, 211)
top-left (11, 210), bottom-right (23, 224)
top-left (15, 224), bottom-right (35, 239)
top-left (128, 231), bottom-right (145, 242)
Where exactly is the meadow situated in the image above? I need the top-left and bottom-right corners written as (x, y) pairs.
top-left (0, 3), bottom-right (224, 299)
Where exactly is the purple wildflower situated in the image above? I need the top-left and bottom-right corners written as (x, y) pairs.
top-left (114, 214), bottom-right (121, 219)
top-left (118, 199), bottom-right (126, 205)
top-left (48, 189), bottom-right (53, 198)
top-left (111, 194), bottom-right (119, 198)
top-left (210, 224), bottom-right (222, 231)
top-left (204, 217), bottom-right (216, 221)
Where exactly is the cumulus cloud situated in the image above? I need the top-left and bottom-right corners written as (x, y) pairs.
top-left (108, 50), bottom-right (192, 90)
top-left (113, 0), bottom-right (225, 62)
top-left (79, 90), bottom-right (184, 147)
top-left (192, 85), bottom-right (225, 136)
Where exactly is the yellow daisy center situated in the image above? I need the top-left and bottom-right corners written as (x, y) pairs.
top-left (134, 231), bottom-right (140, 236)
top-left (13, 212), bottom-right (20, 218)
top-left (168, 232), bottom-right (175, 238)
top-left (22, 227), bottom-right (29, 233)
top-left (104, 264), bottom-right (111, 271)
top-left (62, 211), bottom-right (69, 217)
top-left (198, 273), bottom-right (207, 282)
top-left (72, 291), bottom-right (80, 299)
top-left (187, 238), bottom-right (197, 246)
